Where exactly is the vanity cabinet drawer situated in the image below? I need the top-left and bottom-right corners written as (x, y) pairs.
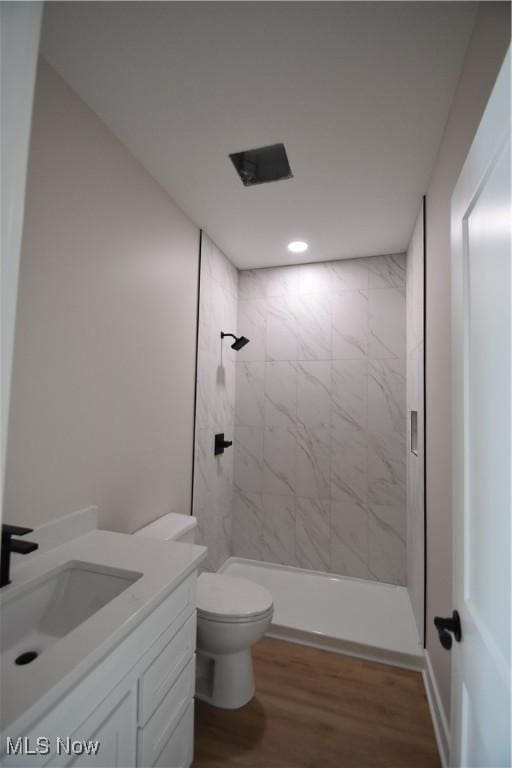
top-left (43, 684), bottom-right (137, 768)
top-left (138, 613), bottom-right (196, 726)
top-left (145, 572), bottom-right (196, 653)
top-left (153, 703), bottom-right (194, 768)
top-left (137, 659), bottom-right (195, 768)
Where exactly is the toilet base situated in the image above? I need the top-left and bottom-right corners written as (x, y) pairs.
top-left (195, 648), bottom-right (255, 709)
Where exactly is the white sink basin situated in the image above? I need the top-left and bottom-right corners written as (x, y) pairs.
top-left (0, 561), bottom-right (142, 667)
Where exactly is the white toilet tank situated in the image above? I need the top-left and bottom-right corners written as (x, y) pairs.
top-left (134, 513), bottom-right (197, 544)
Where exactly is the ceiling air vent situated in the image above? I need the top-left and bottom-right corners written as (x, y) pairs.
top-left (229, 143), bottom-right (293, 187)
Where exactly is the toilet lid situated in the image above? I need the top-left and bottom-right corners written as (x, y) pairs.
top-left (197, 574), bottom-right (273, 621)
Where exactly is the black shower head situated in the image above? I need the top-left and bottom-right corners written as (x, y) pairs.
top-left (221, 332), bottom-right (250, 351)
top-left (231, 335), bottom-right (250, 351)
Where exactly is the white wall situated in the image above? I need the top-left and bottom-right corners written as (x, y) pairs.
top-left (193, 234), bottom-right (238, 571)
top-left (425, 1), bottom-right (510, 726)
top-left (233, 256), bottom-right (407, 584)
top-left (406, 204), bottom-right (425, 638)
top-left (4, 60), bottom-right (200, 533)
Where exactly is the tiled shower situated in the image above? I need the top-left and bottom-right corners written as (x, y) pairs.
top-left (193, 233), bottom-right (417, 592)
top-left (232, 254), bottom-right (407, 585)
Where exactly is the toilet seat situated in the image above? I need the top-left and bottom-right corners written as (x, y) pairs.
top-left (197, 573), bottom-right (273, 623)
top-left (198, 605), bottom-right (274, 624)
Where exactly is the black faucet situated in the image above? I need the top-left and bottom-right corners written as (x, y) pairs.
top-left (1, 525), bottom-right (39, 588)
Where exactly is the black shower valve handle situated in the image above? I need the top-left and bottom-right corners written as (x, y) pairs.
top-left (214, 433), bottom-right (233, 456)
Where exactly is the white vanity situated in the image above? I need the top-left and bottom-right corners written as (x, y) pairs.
top-left (0, 521), bottom-right (206, 768)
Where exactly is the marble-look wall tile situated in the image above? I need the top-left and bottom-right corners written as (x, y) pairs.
top-left (198, 279), bottom-right (216, 356)
top-left (239, 265), bottom-right (303, 300)
top-left (216, 517), bottom-right (232, 568)
top-left (237, 299), bottom-right (266, 362)
top-left (296, 361), bottom-right (331, 428)
top-left (197, 245), bottom-right (409, 581)
top-left (262, 426), bottom-right (297, 497)
top-left (212, 358), bottom-right (236, 431)
top-left (297, 262), bottom-right (334, 295)
top-left (195, 353), bottom-right (213, 431)
top-left (330, 502), bottom-right (372, 580)
top-left (264, 361), bottom-right (297, 428)
top-left (261, 495), bottom-right (296, 566)
top-left (193, 428), bottom-right (214, 513)
top-left (367, 253), bottom-right (406, 294)
top-left (330, 423), bottom-right (367, 508)
top-left (193, 235), bottom-right (238, 572)
top-left (238, 269), bottom-right (267, 300)
top-left (294, 292), bottom-right (332, 360)
top-left (298, 262), bottom-right (330, 296)
top-left (330, 258), bottom-right (369, 292)
top-left (368, 504), bottom-right (406, 585)
top-left (266, 296), bottom-right (299, 361)
top-left (202, 234), bottom-right (238, 299)
top-left (232, 254), bottom-right (407, 586)
top-left (331, 360), bottom-right (367, 433)
top-left (295, 426), bottom-right (330, 500)
top-left (232, 488), bottom-right (264, 561)
top-left (296, 258), bottom-right (369, 295)
top-left (233, 426), bottom-right (264, 493)
top-left (332, 290), bottom-right (368, 359)
top-left (264, 265), bottom-right (301, 298)
top-left (368, 288), bottom-right (405, 359)
top-left (368, 358), bottom-right (406, 434)
top-left (296, 497), bottom-right (331, 572)
top-left (198, 487), bottom-right (233, 574)
top-left (368, 431), bottom-right (406, 508)
top-left (195, 507), bottom-right (218, 573)
top-left (235, 362), bottom-right (265, 427)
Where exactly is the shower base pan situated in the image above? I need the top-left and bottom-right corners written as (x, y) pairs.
top-left (219, 558), bottom-right (423, 670)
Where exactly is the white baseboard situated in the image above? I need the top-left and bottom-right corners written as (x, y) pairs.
top-left (422, 649), bottom-right (450, 768)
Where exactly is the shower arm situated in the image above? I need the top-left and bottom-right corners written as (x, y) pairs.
top-left (220, 333), bottom-right (237, 341)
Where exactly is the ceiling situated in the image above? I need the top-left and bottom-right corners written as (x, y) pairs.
top-left (41, 2), bottom-right (476, 269)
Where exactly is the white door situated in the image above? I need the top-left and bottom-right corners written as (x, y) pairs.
top-left (0, 2), bottom-right (42, 495)
top-left (450, 49), bottom-right (511, 767)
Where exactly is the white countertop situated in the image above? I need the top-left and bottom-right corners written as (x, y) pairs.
top-left (0, 530), bottom-right (206, 736)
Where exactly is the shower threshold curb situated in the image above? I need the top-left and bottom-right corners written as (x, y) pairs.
top-left (266, 623), bottom-right (424, 671)
top-left (218, 557), bottom-right (424, 672)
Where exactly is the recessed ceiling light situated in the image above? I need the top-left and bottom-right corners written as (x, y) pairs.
top-left (287, 241), bottom-right (308, 254)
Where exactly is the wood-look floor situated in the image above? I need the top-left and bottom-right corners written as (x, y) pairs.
top-left (193, 637), bottom-right (440, 768)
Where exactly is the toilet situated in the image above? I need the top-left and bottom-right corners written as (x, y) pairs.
top-left (195, 572), bottom-right (273, 709)
top-left (134, 513), bottom-right (273, 710)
